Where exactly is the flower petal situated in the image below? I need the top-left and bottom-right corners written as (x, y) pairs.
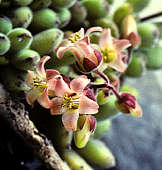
top-left (36, 56), bottom-right (50, 78)
top-left (94, 49), bottom-right (102, 65)
top-left (83, 57), bottom-right (97, 72)
top-left (37, 88), bottom-right (50, 109)
top-left (107, 52), bottom-right (127, 72)
top-left (47, 79), bottom-right (57, 96)
top-left (128, 32), bottom-right (141, 47)
top-left (76, 38), bottom-right (98, 64)
top-left (88, 115), bottom-right (96, 132)
top-left (26, 88), bottom-right (42, 106)
top-left (50, 97), bottom-right (63, 115)
top-left (130, 102), bottom-right (142, 117)
top-left (79, 95), bottom-right (99, 115)
top-left (83, 88), bottom-right (96, 101)
top-left (114, 39), bottom-right (131, 52)
top-left (26, 71), bottom-right (35, 88)
top-left (99, 29), bottom-right (113, 49)
top-left (54, 76), bottom-right (71, 97)
top-left (70, 75), bottom-right (90, 93)
top-left (62, 110), bottom-right (79, 131)
top-left (56, 46), bottom-right (73, 59)
top-left (85, 27), bottom-right (103, 37)
top-left (46, 69), bottom-right (60, 81)
top-left (77, 28), bottom-right (85, 39)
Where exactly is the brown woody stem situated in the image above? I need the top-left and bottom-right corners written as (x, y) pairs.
top-left (0, 83), bottom-right (70, 170)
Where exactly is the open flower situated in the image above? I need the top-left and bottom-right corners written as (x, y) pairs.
top-left (115, 92), bottom-right (142, 117)
top-left (121, 15), bottom-right (141, 48)
top-left (50, 75), bottom-right (99, 131)
top-left (99, 29), bottom-right (131, 72)
top-left (56, 27), bottom-right (103, 73)
top-left (26, 56), bottom-right (59, 108)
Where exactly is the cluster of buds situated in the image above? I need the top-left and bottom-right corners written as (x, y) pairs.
top-left (25, 27), bottom-right (142, 148)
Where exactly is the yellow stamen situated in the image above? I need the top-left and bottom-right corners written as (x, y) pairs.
top-left (68, 32), bottom-right (81, 43)
top-left (62, 94), bottom-right (80, 110)
top-left (101, 48), bottom-right (117, 63)
top-left (33, 76), bottom-right (47, 91)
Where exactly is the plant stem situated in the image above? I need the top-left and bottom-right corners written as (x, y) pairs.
top-left (127, 47), bottom-right (133, 64)
top-left (96, 69), bottom-right (109, 84)
top-left (140, 11), bottom-right (162, 22)
top-left (107, 85), bottom-right (121, 100)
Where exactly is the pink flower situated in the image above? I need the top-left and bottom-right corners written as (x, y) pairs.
top-left (56, 27), bottom-right (103, 73)
top-left (50, 75), bottom-right (99, 131)
top-left (99, 29), bottom-right (131, 72)
top-left (115, 92), bottom-right (142, 117)
top-left (26, 56), bottom-right (59, 108)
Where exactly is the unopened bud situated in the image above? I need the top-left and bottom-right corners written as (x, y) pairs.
top-left (74, 115), bottom-right (96, 148)
top-left (122, 15), bottom-right (140, 47)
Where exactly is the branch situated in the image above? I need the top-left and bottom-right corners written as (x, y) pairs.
top-left (140, 11), bottom-right (162, 22)
top-left (0, 83), bottom-right (70, 170)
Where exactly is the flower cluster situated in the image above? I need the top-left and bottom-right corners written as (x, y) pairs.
top-left (25, 27), bottom-right (142, 148)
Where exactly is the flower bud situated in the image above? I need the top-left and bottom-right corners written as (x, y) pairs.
top-left (74, 115), bottom-right (96, 148)
top-left (113, 3), bottom-right (133, 27)
top-left (115, 92), bottom-right (142, 117)
top-left (122, 15), bottom-right (140, 48)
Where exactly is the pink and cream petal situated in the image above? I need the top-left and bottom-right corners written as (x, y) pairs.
top-left (36, 56), bottom-right (50, 78)
top-left (114, 39), bottom-right (131, 52)
top-left (99, 29), bottom-right (113, 49)
top-left (62, 110), bottom-right (79, 131)
top-left (77, 28), bottom-right (85, 39)
top-left (85, 27), bottom-right (103, 37)
top-left (26, 71), bottom-right (36, 87)
top-left (107, 53), bottom-right (127, 72)
top-left (56, 46), bottom-right (74, 59)
top-left (50, 97), bottom-right (63, 115)
top-left (26, 88), bottom-right (42, 106)
top-left (70, 75), bottom-right (90, 93)
top-left (54, 76), bottom-right (72, 97)
top-left (37, 88), bottom-right (50, 109)
top-left (79, 95), bottom-right (99, 115)
top-left (76, 39), bottom-right (98, 64)
top-left (47, 78), bottom-right (57, 96)
top-left (46, 69), bottom-right (60, 81)
top-left (107, 59), bottom-right (126, 73)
